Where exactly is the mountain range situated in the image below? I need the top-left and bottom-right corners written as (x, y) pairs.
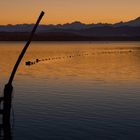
top-left (0, 16), bottom-right (140, 32)
top-left (0, 17), bottom-right (140, 41)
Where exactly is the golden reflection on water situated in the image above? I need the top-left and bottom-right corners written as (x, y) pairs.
top-left (0, 42), bottom-right (140, 84)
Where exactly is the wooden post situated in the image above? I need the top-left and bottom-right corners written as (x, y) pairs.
top-left (2, 11), bottom-right (45, 127)
top-left (3, 84), bottom-right (13, 125)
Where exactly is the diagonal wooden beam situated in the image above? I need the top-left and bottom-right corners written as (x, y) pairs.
top-left (8, 11), bottom-right (45, 85)
top-left (3, 11), bottom-right (45, 126)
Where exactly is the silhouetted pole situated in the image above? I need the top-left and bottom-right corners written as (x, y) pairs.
top-left (3, 11), bottom-right (45, 125)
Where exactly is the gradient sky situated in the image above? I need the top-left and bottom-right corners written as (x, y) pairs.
top-left (0, 0), bottom-right (140, 25)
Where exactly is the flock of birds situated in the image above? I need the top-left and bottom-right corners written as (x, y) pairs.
top-left (25, 49), bottom-right (133, 66)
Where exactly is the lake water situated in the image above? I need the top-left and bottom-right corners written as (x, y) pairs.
top-left (0, 42), bottom-right (140, 140)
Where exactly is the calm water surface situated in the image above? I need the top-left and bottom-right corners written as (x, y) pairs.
top-left (0, 42), bottom-right (140, 140)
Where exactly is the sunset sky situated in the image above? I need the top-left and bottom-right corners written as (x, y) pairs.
top-left (0, 0), bottom-right (140, 25)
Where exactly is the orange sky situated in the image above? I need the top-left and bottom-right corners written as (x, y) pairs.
top-left (0, 0), bottom-right (140, 25)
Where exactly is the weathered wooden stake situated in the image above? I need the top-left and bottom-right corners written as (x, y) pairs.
top-left (3, 11), bottom-right (45, 126)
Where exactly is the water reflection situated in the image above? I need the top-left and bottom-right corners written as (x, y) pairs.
top-left (0, 42), bottom-right (140, 84)
top-left (0, 42), bottom-right (140, 140)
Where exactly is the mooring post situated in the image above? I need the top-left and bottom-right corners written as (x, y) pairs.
top-left (2, 11), bottom-right (45, 126)
top-left (3, 84), bottom-right (13, 125)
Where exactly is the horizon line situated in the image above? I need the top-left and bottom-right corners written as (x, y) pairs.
top-left (0, 16), bottom-right (140, 26)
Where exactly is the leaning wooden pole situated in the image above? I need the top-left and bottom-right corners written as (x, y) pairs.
top-left (3, 11), bottom-right (45, 125)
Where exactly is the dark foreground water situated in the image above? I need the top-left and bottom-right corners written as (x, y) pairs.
top-left (0, 42), bottom-right (140, 140)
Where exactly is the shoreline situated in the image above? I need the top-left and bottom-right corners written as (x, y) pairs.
top-left (0, 32), bottom-right (140, 41)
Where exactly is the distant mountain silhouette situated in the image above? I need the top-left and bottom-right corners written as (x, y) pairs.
top-left (114, 17), bottom-right (140, 27)
top-left (1, 17), bottom-right (140, 32)
top-left (1, 17), bottom-right (140, 41)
